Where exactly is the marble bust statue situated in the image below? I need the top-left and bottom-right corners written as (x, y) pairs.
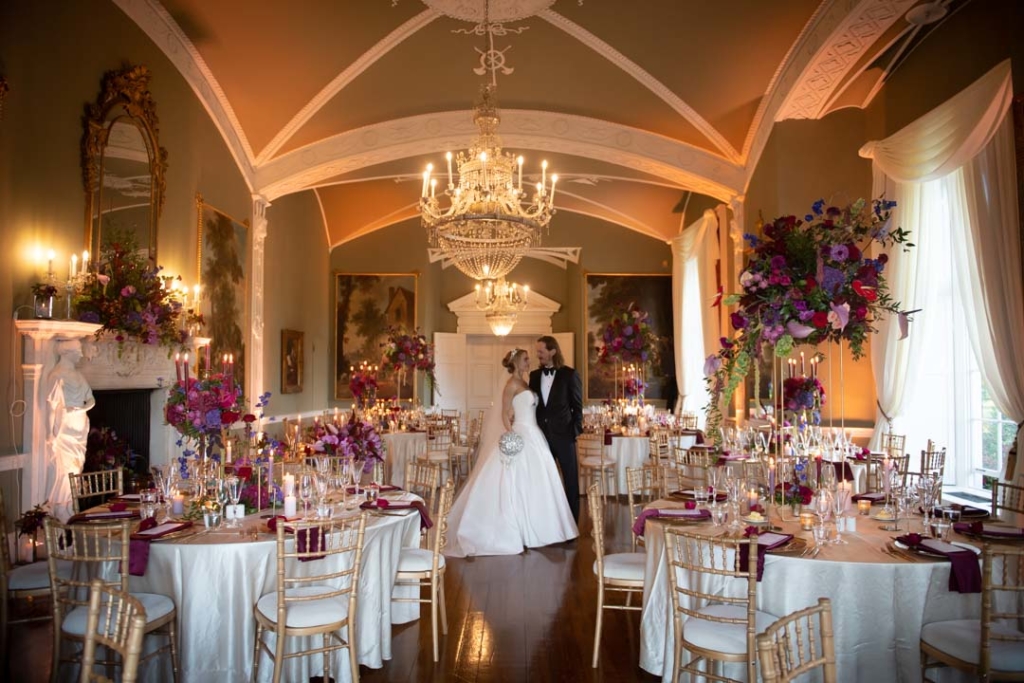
top-left (46, 339), bottom-right (96, 521)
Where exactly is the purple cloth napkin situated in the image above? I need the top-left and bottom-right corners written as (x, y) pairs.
top-left (361, 499), bottom-right (434, 530)
top-left (851, 492), bottom-right (885, 503)
top-left (739, 531), bottom-right (792, 581)
top-left (953, 522), bottom-right (1024, 539)
top-left (896, 533), bottom-right (981, 593)
top-left (296, 526), bottom-right (325, 562)
top-left (127, 519), bottom-right (195, 576)
top-left (68, 509), bottom-right (140, 524)
top-left (631, 508), bottom-right (711, 537)
top-left (604, 430), bottom-right (613, 446)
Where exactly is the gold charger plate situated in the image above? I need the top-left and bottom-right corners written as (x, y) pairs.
top-left (766, 537), bottom-right (808, 556)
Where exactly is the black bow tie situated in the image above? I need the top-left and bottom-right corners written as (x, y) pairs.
top-left (542, 368), bottom-right (555, 376)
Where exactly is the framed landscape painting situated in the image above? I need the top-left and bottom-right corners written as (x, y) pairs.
top-left (584, 273), bottom-right (676, 403)
top-left (281, 329), bottom-right (304, 394)
top-left (335, 273), bottom-right (417, 401)
top-left (197, 194), bottom-right (248, 389)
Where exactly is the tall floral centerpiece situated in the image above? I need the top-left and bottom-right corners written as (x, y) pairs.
top-left (598, 303), bottom-right (660, 405)
top-left (782, 376), bottom-right (826, 425)
top-left (309, 414), bottom-right (385, 473)
top-left (348, 362), bottom-right (379, 409)
top-left (381, 326), bottom-right (438, 396)
top-left (75, 234), bottom-right (200, 351)
top-left (705, 197), bottom-right (911, 444)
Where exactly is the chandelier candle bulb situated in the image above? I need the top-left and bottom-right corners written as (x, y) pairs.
top-left (517, 156), bottom-right (523, 190)
top-left (70, 254), bottom-right (77, 278)
top-left (550, 174), bottom-right (558, 204)
top-left (446, 152), bottom-right (453, 187)
top-left (480, 152), bottom-right (488, 187)
top-left (421, 170), bottom-right (429, 198)
top-left (430, 178), bottom-right (437, 198)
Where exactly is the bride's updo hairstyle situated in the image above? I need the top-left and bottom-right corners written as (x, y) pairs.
top-left (502, 348), bottom-right (526, 374)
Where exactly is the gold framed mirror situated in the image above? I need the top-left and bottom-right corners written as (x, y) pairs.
top-left (82, 64), bottom-right (167, 264)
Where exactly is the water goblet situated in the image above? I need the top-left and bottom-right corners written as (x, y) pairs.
top-left (814, 490), bottom-right (832, 527)
top-left (225, 476), bottom-right (242, 527)
top-left (711, 503), bottom-right (728, 527)
top-left (139, 488), bottom-right (158, 520)
top-left (812, 523), bottom-right (830, 548)
top-left (831, 486), bottom-right (850, 544)
top-left (942, 508), bottom-right (961, 542)
top-left (298, 470), bottom-right (315, 519)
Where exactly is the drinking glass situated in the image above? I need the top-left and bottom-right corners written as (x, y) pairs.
top-left (942, 508), bottom-right (961, 541)
top-left (299, 470), bottom-right (315, 519)
top-left (139, 488), bottom-right (158, 520)
top-left (707, 467), bottom-right (722, 502)
top-left (831, 486), bottom-right (850, 544)
top-left (812, 523), bottom-right (830, 547)
top-left (225, 476), bottom-right (242, 527)
top-left (819, 462), bottom-right (836, 491)
top-left (814, 490), bottom-right (832, 527)
top-left (711, 503), bottom-right (728, 527)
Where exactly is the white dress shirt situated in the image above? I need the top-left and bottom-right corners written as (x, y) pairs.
top-left (540, 366), bottom-right (555, 405)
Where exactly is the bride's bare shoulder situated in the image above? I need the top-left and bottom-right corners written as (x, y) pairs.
top-left (505, 377), bottom-right (529, 395)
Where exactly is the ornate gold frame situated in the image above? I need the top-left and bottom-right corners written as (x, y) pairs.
top-left (81, 64), bottom-right (168, 260)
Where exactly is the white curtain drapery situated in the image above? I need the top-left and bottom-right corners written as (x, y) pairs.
top-left (671, 209), bottom-right (719, 421)
top-left (860, 59), bottom-right (1023, 479)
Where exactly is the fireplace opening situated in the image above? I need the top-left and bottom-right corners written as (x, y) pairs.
top-left (84, 389), bottom-right (152, 487)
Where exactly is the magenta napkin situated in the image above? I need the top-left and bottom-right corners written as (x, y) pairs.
top-left (604, 430), bottom-right (613, 446)
top-left (953, 522), bottom-right (1024, 539)
top-left (127, 519), bottom-right (195, 575)
top-left (851, 492), bottom-right (885, 503)
top-left (361, 499), bottom-right (434, 530)
top-left (739, 531), bottom-right (792, 581)
top-left (631, 508), bottom-right (711, 537)
top-left (296, 526), bottom-right (325, 562)
top-left (896, 533), bottom-right (981, 593)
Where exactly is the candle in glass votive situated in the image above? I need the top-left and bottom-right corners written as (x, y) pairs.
top-left (799, 512), bottom-right (815, 530)
top-left (172, 494), bottom-right (185, 516)
top-left (283, 495), bottom-right (297, 518)
top-left (858, 500), bottom-right (872, 516)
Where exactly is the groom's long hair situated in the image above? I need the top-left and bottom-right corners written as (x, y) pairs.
top-left (537, 335), bottom-right (565, 369)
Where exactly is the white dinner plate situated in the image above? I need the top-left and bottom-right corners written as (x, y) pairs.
top-left (740, 515), bottom-right (769, 525)
top-left (894, 540), bottom-right (981, 555)
top-left (869, 512), bottom-right (898, 522)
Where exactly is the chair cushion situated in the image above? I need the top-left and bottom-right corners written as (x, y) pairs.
top-left (397, 547), bottom-right (444, 573)
top-left (256, 586), bottom-right (349, 629)
top-left (595, 553), bottom-right (646, 581)
top-left (682, 604), bottom-right (776, 655)
top-left (8, 559), bottom-right (72, 590)
top-left (581, 456), bottom-right (615, 468)
top-left (424, 452), bottom-right (450, 462)
top-left (922, 619), bottom-right (1024, 672)
top-left (63, 592), bottom-right (175, 635)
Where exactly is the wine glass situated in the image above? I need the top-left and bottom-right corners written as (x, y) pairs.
top-left (819, 461), bottom-right (837, 492)
top-left (225, 476), bottom-right (242, 527)
top-left (831, 486), bottom-right (849, 544)
top-left (298, 470), bottom-right (315, 519)
top-left (814, 489), bottom-right (832, 527)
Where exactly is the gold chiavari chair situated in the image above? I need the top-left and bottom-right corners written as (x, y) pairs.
top-left (44, 518), bottom-right (179, 683)
top-left (588, 484), bottom-right (645, 668)
top-left (673, 446), bottom-right (715, 494)
top-left (404, 460), bottom-right (442, 521)
top-left (867, 452), bottom-right (909, 493)
top-left (420, 424), bottom-right (454, 485)
top-left (757, 598), bottom-right (837, 683)
top-left (920, 441), bottom-right (947, 479)
top-left (920, 544), bottom-right (1024, 681)
top-left (392, 479), bottom-right (455, 661)
top-left (79, 579), bottom-right (148, 683)
top-left (68, 469), bottom-right (124, 514)
top-left (1, 487), bottom-right (72, 661)
top-left (881, 432), bottom-right (906, 458)
top-left (578, 433), bottom-right (617, 499)
top-left (680, 413), bottom-right (699, 430)
top-left (448, 420), bottom-right (476, 489)
top-left (253, 513), bottom-right (368, 683)
top-left (625, 466), bottom-right (660, 552)
top-left (663, 527), bottom-right (774, 683)
top-left (992, 480), bottom-right (1024, 518)
top-left (648, 430), bottom-right (674, 492)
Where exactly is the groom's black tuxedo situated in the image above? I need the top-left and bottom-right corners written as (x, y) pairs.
top-left (530, 365), bottom-right (582, 521)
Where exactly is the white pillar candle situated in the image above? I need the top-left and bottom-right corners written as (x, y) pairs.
top-left (70, 254), bottom-right (77, 278)
top-left (172, 494), bottom-right (185, 516)
top-left (283, 495), bottom-right (297, 518)
top-left (283, 473), bottom-right (295, 497)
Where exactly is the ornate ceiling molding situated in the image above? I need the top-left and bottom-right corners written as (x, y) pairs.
top-left (429, 246), bottom-right (581, 270)
top-left (113, 0), bottom-right (256, 188)
top-left (539, 9), bottom-right (740, 164)
top-left (255, 9), bottom-right (439, 164)
top-left (255, 109), bottom-right (743, 202)
top-left (776, 0), bottom-right (917, 121)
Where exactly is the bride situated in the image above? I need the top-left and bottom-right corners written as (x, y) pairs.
top-left (445, 347), bottom-right (578, 557)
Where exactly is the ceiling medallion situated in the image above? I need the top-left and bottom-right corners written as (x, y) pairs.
top-left (419, 84), bottom-right (557, 281)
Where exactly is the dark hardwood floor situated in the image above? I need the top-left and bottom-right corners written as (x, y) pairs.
top-left (6, 497), bottom-right (660, 682)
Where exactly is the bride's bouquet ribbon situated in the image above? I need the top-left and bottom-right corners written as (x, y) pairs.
top-left (361, 499), bottom-right (433, 530)
top-left (632, 508), bottom-right (711, 537)
top-left (895, 533), bottom-right (981, 593)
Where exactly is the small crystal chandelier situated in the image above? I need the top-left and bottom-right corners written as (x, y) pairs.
top-left (476, 277), bottom-right (529, 336)
top-left (420, 85), bottom-right (557, 281)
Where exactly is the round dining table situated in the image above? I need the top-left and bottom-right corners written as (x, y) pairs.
top-left (638, 499), bottom-right (991, 682)
top-left (382, 431), bottom-right (428, 488)
top-left (118, 506), bottom-right (422, 683)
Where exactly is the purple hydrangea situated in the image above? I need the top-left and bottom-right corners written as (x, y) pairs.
top-left (829, 244), bottom-right (850, 262)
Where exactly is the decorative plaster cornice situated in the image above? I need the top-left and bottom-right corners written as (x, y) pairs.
top-left (539, 9), bottom-right (740, 164)
top-left (256, 109), bottom-right (743, 202)
top-left (776, 0), bottom-right (917, 121)
top-left (255, 9), bottom-right (439, 164)
top-left (112, 0), bottom-right (257, 188)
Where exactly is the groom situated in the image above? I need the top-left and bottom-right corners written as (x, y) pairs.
top-left (530, 336), bottom-right (582, 522)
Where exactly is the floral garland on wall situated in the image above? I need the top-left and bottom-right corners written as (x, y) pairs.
top-left (705, 197), bottom-right (912, 443)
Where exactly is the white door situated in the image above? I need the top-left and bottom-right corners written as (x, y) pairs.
top-left (465, 334), bottom-right (538, 414)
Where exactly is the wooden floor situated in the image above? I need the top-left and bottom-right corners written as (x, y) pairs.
top-left (6, 496), bottom-right (661, 682)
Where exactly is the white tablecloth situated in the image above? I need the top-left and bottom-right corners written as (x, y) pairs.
top-left (639, 505), bottom-right (987, 682)
top-left (382, 431), bottom-right (427, 487)
top-left (123, 509), bottom-right (421, 683)
top-left (606, 435), bottom-right (650, 493)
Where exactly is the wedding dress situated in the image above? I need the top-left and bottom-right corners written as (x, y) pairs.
top-left (445, 389), bottom-right (578, 557)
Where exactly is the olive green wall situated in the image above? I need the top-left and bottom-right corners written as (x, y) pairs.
top-left (329, 212), bottom-right (672, 405)
top-left (264, 192), bottom-right (330, 416)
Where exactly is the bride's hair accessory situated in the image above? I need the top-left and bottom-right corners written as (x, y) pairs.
top-left (499, 430), bottom-right (524, 467)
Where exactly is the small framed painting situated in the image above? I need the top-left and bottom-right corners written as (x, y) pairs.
top-left (281, 329), bottom-right (304, 394)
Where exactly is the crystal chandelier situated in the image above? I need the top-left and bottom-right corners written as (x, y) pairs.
top-left (476, 277), bottom-right (529, 336)
top-left (420, 85), bottom-right (557, 281)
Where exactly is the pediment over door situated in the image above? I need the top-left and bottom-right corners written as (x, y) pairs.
top-left (447, 289), bottom-right (561, 336)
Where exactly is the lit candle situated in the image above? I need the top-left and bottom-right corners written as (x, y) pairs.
top-left (541, 159), bottom-right (548, 190)
top-left (70, 254), bottom-right (77, 278)
top-left (283, 495), bottom-right (297, 518)
top-left (801, 352), bottom-right (805, 376)
top-left (445, 152), bottom-right (453, 187)
top-left (283, 473), bottom-right (295, 497)
top-left (172, 494), bottom-right (185, 516)
top-left (516, 155), bottom-right (524, 191)
top-left (799, 512), bottom-right (815, 530)
top-left (226, 439), bottom-right (232, 464)
top-left (858, 500), bottom-right (872, 515)
top-left (421, 170), bottom-right (429, 198)
top-left (193, 284), bottom-right (201, 308)
top-left (82, 250), bottom-right (89, 273)
top-left (47, 249), bottom-right (55, 277)
top-left (549, 174), bottom-right (558, 205)
top-left (183, 353), bottom-right (190, 383)
top-left (768, 456), bottom-right (776, 497)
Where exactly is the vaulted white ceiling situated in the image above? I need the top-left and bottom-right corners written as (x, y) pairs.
top-left (116, 0), bottom-right (965, 245)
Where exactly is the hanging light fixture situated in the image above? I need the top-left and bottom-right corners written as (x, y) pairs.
top-left (419, 84), bottom-right (557, 281)
top-left (476, 277), bottom-right (529, 336)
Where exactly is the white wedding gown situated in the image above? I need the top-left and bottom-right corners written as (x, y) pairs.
top-left (445, 390), bottom-right (578, 557)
